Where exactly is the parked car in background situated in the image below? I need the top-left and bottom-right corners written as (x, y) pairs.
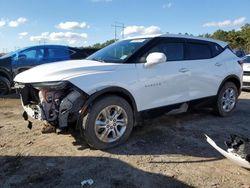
top-left (14, 34), bottom-right (242, 149)
top-left (234, 49), bottom-right (246, 58)
top-left (0, 45), bottom-right (98, 95)
top-left (0, 53), bottom-right (6, 57)
top-left (242, 54), bottom-right (250, 89)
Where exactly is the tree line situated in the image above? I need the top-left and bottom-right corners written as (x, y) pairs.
top-left (201, 23), bottom-right (250, 53)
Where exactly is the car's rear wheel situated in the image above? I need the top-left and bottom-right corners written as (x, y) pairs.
top-left (214, 82), bottom-right (238, 117)
top-left (0, 76), bottom-right (11, 96)
top-left (81, 96), bottom-right (134, 149)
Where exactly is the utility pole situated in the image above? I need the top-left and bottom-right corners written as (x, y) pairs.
top-left (111, 22), bottom-right (125, 40)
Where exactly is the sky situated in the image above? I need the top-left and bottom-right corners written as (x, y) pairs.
top-left (0, 0), bottom-right (250, 53)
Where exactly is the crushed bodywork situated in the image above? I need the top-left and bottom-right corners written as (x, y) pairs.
top-left (206, 135), bottom-right (250, 169)
top-left (16, 82), bottom-right (88, 129)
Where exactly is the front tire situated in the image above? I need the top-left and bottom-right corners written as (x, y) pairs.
top-left (82, 96), bottom-right (134, 149)
top-left (0, 76), bottom-right (11, 96)
top-left (214, 82), bottom-right (238, 117)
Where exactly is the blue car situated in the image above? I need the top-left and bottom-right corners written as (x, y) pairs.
top-left (0, 45), bottom-right (98, 95)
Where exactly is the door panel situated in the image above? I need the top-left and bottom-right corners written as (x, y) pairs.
top-left (135, 61), bottom-right (189, 111)
top-left (185, 41), bottom-right (226, 100)
top-left (186, 59), bottom-right (217, 99)
top-left (132, 39), bottom-right (190, 111)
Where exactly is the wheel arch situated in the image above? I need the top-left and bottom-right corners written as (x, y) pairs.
top-left (89, 87), bottom-right (137, 112)
top-left (217, 75), bottom-right (241, 96)
top-left (80, 86), bottom-right (139, 125)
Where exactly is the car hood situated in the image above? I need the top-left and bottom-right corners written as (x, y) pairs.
top-left (14, 59), bottom-right (119, 83)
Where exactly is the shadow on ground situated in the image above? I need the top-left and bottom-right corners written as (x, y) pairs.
top-left (69, 110), bottom-right (224, 159)
top-left (0, 156), bottom-right (193, 188)
top-left (69, 98), bottom-right (250, 160)
top-left (0, 92), bottom-right (19, 99)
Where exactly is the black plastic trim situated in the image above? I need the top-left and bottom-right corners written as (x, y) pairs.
top-left (137, 96), bottom-right (217, 121)
top-left (126, 36), bottom-right (227, 64)
top-left (79, 86), bottom-right (139, 124)
top-left (217, 75), bottom-right (242, 95)
top-left (87, 87), bottom-right (137, 111)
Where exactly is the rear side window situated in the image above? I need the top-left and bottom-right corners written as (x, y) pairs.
top-left (187, 43), bottom-right (212, 60)
top-left (47, 47), bottom-right (69, 59)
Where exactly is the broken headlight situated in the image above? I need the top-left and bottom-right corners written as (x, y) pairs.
top-left (31, 81), bottom-right (68, 90)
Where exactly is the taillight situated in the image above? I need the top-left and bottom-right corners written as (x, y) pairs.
top-left (238, 60), bottom-right (244, 68)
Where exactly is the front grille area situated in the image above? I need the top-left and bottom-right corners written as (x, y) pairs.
top-left (244, 71), bottom-right (250, 76)
top-left (243, 82), bottom-right (250, 87)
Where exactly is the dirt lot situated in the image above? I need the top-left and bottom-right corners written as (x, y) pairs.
top-left (0, 92), bottom-right (250, 188)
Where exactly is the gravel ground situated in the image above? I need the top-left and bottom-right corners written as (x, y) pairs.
top-left (0, 92), bottom-right (250, 188)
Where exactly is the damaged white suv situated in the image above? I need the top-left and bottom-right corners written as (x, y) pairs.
top-left (14, 34), bottom-right (243, 149)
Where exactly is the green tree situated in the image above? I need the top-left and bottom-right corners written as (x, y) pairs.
top-left (90, 39), bottom-right (117, 49)
top-left (210, 25), bottom-right (250, 53)
top-left (240, 24), bottom-right (250, 52)
top-left (211, 29), bottom-right (229, 42)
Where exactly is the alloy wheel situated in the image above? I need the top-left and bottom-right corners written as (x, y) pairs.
top-left (221, 87), bottom-right (236, 112)
top-left (94, 105), bottom-right (128, 143)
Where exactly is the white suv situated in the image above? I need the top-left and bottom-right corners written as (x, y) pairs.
top-left (14, 34), bottom-right (243, 149)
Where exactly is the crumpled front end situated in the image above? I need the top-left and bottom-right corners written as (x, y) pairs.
top-left (16, 81), bottom-right (88, 129)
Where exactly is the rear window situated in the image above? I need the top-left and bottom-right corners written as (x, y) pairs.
top-left (187, 43), bottom-right (212, 60)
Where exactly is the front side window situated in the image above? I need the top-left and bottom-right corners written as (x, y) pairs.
top-left (137, 41), bottom-right (184, 63)
top-left (18, 48), bottom-right (44, 62)
top-left (19, 49), bottom-right (36, 60)
top-left (187, 43), bottom-right (212, 60)
top-left (87, 38), bottom-right (150, 63)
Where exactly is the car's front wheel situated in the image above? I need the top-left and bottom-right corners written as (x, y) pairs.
top-left (0, 76), bottom-right (11, 96)
top-left (82, 96), bottom-right (134, 149)
top-left (214, 82), bottom-right (238, 117)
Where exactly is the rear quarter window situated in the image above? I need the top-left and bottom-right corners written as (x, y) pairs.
top-left (210, 43), bottom-right (224, 57)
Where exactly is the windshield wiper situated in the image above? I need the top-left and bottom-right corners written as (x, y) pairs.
top-left (89, 58), bottom-right (106, 63)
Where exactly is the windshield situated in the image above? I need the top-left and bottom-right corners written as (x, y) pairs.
top-left (0, 48), bottom-right (25, 59)
top-left (0, 51), bottom-right (15, 59)
top-left (87, 38), bottom-right (151, 63)
top-left (243, 56), bottom-right (250, 63)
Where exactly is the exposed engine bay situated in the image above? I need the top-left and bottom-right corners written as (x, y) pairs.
top-left (18, 83), bottom-right (87, 129)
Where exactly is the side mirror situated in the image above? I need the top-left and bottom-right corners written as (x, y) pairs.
top-left (144, 52), bottom-right (167, 68)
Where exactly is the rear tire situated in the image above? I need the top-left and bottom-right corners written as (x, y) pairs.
top-left (81, 96), bottom-right (134, 149)
top-left (0, 76), bottom-right (11, 96)
top-left (214, 82), bottom-right (238, 117)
